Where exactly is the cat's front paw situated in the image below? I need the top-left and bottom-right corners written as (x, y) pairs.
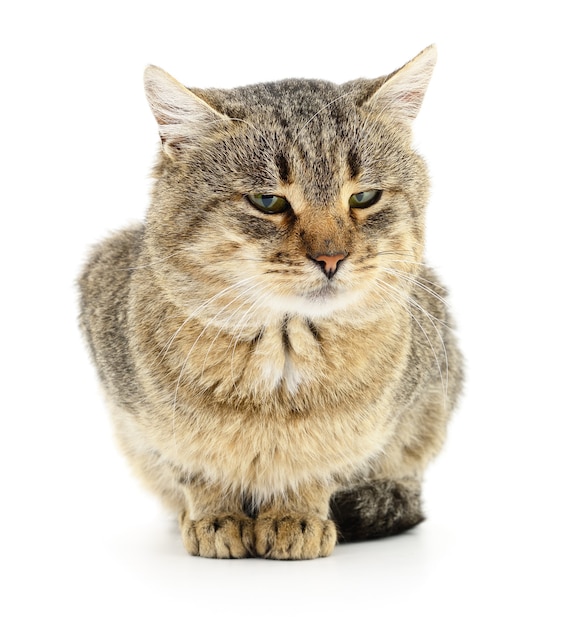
top-left (180, 512), bottom-right (255, 559)
top-left (254, 514), bottom-right (336, 560)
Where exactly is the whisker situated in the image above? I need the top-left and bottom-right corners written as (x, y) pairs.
top-left (226, 290), bottom-right (272, 394)
top-left (174, 278), bottom-right (265, 383)
top-left (169, 276), bottom-right (269, 451)
top-left (376, 275), bottom-right (449, 403)
top-left (381, 270), bottom-right (449, 330)
top-left (374, 249), bottom-right (416, 259)
top-left (198, 280), bottom-right (269, 379)
top-left (125, 250), bottom-right (185, 271)
top-left (383, 267), bottom-right (450, 310)
top-left (155, 275), bottom-right (262, 365)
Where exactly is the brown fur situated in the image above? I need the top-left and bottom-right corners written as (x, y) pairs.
top-left (79, 45), bottom-right (463, 559)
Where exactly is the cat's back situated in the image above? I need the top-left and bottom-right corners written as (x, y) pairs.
top-left (79, 224), bottom-right (145, 405)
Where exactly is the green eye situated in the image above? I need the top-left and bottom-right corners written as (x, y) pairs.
top-left (349, 189), bottom-right (383, 209)
top-left (246, 193), bottom-right (290, 214)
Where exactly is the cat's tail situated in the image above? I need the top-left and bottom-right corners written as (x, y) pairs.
top-left (329, 479), bottom-right (425, 543)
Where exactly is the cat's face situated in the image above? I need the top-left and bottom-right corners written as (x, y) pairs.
top-left (144, 47), bottom-right (435, 328)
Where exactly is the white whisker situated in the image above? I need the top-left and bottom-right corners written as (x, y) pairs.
top-left (155, 275), bottom-right (261, 365)
top-left (198, 280), bottom-right (269, 379)
top-left (169, 275), bottom-right (270, 452)
top-left (226, 290), bottom-right (272, 394)
top-left (125, 250), bottom-right (185, 271)
top-left (383, 266), bottom-right (450, 312)
top-left (376, 274), bottom-right (449, 404)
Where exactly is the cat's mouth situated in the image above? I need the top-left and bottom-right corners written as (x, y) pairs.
top-left (278, 281), bottom-right (362, 318)
top-left (304, 283), bottom-right (340, 301)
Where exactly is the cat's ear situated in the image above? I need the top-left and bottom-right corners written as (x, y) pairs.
top-left (365, 45), bottom-right (437, 123)
top-left (144, 65), bottom-right (229, 157)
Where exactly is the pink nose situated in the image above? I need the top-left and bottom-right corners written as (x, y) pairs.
top-left (311, 252), bottom-right (347, 279)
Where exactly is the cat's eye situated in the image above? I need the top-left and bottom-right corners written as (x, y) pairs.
top-left (349, 189), bottom-right (383, 209)
top-left (246, 193), bottom-right (290, 214)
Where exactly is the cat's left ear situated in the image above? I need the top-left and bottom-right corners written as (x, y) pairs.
top-left (366, 45), bottom-right (437, 123)
top-left (144, 65), bottom-right (229, 157)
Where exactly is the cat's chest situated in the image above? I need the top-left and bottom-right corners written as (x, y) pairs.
top-left (134, 313), bottom-right (409, 494)
top-left (243, 317), bottom-right (321, 396)
top-left (168, 315), bottom-right (329, 401)
top-left (156, 311), bottom-right (404, 407)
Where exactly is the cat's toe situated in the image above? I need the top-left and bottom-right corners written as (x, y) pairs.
top-left (180, 512), bottom-right (255, 559)
top-left (254, 514), bottom-right (336, 560)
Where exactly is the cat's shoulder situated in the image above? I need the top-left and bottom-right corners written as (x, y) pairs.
top-left (412, 263), bottom-right (450, 320)
top-left (82, 223), bottom-right (143, 271)
top-left (79, 223), bottom-right (144, 299)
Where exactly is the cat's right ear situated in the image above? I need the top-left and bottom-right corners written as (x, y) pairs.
top-left (360, 45), bottom-right (437, 126)
top-left (144, 65), bottom-right (229, 158)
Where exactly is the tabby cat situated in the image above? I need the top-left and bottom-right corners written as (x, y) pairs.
top-left (79, 45), bottom-right (463, 559)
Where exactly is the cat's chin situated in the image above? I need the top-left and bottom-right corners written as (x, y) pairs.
top-left (270, 287), bottom-right (364, 320)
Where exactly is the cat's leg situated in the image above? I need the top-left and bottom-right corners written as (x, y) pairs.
top-left (329, 477), bottom-right (424, 542)
top-left (178, 476), bottom-right (254, 559)
top-left (111, 413), bottom-right (253, 559)
top-left (254, 482), bottom-right (337, 560)
top-left (329, 381), bottom-right (454, 543)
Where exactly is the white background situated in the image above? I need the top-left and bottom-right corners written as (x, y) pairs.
top-left (1, 1), bottom-right (559, 624)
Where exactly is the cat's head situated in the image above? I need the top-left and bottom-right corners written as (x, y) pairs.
top-left (143, 46), bottom-right (436, 327)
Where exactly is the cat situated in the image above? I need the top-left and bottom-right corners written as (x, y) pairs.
top-left (78, 44), bottom-right (463, 560)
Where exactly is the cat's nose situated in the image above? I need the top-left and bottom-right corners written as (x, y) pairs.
top-left (311, 252), bottom-right (348, 279)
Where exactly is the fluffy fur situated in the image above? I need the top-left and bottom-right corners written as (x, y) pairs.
top-left (79, 45), bottom-right (463, 560)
